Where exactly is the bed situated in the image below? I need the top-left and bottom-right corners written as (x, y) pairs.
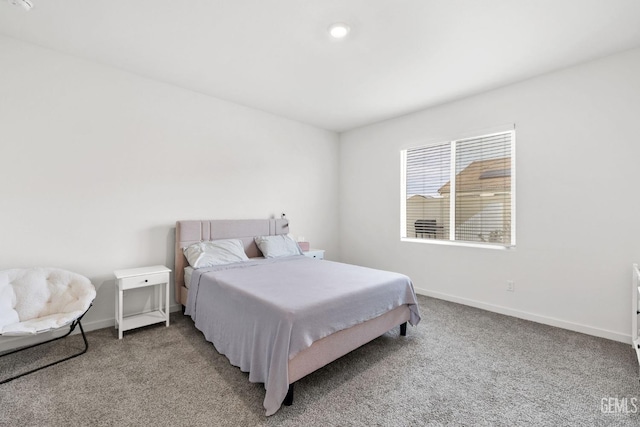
top-left (175, 219), bottom-right (421, 415)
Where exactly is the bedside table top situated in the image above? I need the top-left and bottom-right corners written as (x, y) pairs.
top-left (114, 265), bottom-right (171, 279)
top-left (304, 249), bottom-right (325, 254)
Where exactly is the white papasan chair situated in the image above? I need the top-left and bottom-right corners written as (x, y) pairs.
top-left (0, 268), bottom-right (96, 384)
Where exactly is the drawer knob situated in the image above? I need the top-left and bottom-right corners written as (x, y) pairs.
top-left (144, 279), bottom-right (148, 282)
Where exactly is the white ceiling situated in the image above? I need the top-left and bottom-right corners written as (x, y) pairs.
top-left (1, 0), bottom-right (640, 132)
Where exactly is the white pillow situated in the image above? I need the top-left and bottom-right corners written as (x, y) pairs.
top-left (254, 234), bottom-right (303, 258)
top-left (183, 239), bottom-right (249, 268)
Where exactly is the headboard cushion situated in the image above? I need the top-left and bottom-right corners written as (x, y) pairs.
top-left (174, 219), bottom-right (290, 304)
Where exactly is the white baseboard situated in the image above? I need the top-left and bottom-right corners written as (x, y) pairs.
top-left (414, 287), bottom-right (630, 344)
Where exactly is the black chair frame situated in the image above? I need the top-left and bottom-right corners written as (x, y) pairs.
top-left (0, 305), bottom-right (92, 385)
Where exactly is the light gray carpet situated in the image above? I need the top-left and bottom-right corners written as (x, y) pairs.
top-left (1, 295), bottom-right (638, 426)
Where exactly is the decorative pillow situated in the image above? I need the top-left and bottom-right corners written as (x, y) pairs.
top-left (254, 234), bottom-right (303, 258)
top-left (183, 239), bottom-right (250, 268)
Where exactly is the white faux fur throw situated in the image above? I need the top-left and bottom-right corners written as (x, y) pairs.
top-left (0, 268), bottom-right (96, 336)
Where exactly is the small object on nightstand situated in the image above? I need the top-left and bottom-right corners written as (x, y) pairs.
top-left (303, 249), bottom-right (325, 260)
top-left (113, 265), bottom-right (171, 339)
top-left (298, 241), bottom-right (310, 251)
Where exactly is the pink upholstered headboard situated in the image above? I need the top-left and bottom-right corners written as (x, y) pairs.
top-left (174, 219), bottom-right (290, 304)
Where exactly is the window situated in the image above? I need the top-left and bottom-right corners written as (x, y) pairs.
top-left (401, 130), bottom-right (515, 247)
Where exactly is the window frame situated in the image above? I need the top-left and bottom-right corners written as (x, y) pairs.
top-left (400, 129), bottom-right (516, 249)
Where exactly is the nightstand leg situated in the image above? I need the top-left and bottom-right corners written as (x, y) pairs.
top-left (114, 286), bottom-right (117, 329)
top-left (165, 280), bottom-right (170, 327)
top-left (118, 288), bottom-right (123, 339)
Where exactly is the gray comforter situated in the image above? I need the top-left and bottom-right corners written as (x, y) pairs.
top-left (185, 255), bottom-right (420, 416)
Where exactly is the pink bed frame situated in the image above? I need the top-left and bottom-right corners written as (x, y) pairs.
top-left (174, 219), bottom-right (411, 405)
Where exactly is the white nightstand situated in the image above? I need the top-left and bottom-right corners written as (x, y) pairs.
top-left (114, 265), bottom-right (171, 339)
top-left (303, 249), bottom-right (325, 260)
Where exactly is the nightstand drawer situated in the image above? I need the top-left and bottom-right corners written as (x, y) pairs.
top-left (303, 249), bottom-right (325, 260)
top-left (119, 272), bottom-right (169, 290)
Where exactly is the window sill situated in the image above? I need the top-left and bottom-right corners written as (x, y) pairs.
top-left (401, 237), bottom-right (514, 250)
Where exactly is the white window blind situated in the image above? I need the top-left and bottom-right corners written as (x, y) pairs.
top-left (402, 130), bottom-right (515, 247)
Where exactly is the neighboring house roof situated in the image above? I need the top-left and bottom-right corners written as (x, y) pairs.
top-left (438, 157), bottom-right (511, 195)
top-left (407, 194), bottom-right (438, 201)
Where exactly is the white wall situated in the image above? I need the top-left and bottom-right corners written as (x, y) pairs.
top-left (0, 36), bottom-right (339, 348)
top-left (3, 34), bottom-right (639, 351)
top-left (339, 48), bottom-right (640, 343)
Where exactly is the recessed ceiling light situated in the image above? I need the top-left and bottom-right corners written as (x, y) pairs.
top-left (328, 23), bottom-right (350, 39)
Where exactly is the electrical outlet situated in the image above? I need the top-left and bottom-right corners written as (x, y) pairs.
top-left (506, 281), bottom-right (515, 292)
